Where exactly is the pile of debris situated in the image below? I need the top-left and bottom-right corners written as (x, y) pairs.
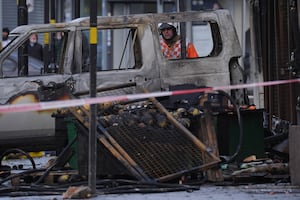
top-left (0, 87), bottom-right (298, 197)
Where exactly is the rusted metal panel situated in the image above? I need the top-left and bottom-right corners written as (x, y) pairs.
top-left (69, 92), bottom-right (220, 182)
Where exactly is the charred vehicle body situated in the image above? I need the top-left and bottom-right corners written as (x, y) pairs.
top-left (0, 10), bottom-right (247, 155)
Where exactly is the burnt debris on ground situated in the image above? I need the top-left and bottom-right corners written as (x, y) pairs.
top-left (0, 85), bottom-right (298, 198)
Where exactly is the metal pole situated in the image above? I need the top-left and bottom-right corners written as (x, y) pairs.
top-left (18, 0), bottom-right (28, 25)
top-left (50, 0), bottom-right (56, 23)
top-left (44, 0), bottom-right (50, 73)
top-left (17, 0), bottom-right (28, 76)
top-left (102, 0), bottom-right (107, 70)
top-left (89, 0), bottom-right (98, 195)
top-left (176, 0), bottom-right (180, 12)
top-left (242, 0), bottom-right (247, 58)
top-left (0, 1), bottom-right (2, 50)
top-left (49, 0), bottom-right (56, 72)
top-left (74, 0), bottom-right (80, 18)
top-left (179, 0), bottom-right (186, 59)
top-left (157, 0), bottom-right (163, 13)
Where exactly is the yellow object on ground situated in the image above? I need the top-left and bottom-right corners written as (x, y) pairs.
top-left (29, 151), bottom-right (45, 158)
top-left (19, 151), bottom-right (45, 159)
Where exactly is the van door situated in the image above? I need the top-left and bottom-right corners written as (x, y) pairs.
top-left (71, 24), bottom-right (161, 96)
top-left (156, 10), bottom-right (245, 104)
top-left (0, 29), bottom-right (74, 152)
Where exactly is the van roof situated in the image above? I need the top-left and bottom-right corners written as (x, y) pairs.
top-left (10, 9), bottom-right (227, 34)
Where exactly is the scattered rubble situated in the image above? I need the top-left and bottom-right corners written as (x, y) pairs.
top-left (0, 93), bottom-right (297, 198)
top-left (62, 186), bottom-right (92, 199)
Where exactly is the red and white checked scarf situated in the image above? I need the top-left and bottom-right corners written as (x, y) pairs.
top-left (160, 38), bottom-right (182, 59)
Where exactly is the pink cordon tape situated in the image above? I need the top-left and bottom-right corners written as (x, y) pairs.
top-left (0, 78), bottom-right (300, 113)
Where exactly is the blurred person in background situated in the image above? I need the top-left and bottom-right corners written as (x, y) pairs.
top-left (28, 33), bottom-right (43, 61)
top-left (2, 27), bottom-right (11, 48)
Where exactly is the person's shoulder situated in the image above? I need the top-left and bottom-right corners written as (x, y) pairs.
top-left (174, 35), bottom-right (181, 41)
top-left (37, 43), bottom-right (43, 48)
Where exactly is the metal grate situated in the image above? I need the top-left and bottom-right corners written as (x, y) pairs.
top-left (69, 93), bottom-right (219, 182)
top-left (106, 123), bottom-right (204, 181)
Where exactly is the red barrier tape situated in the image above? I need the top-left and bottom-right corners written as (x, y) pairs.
top-left (0, 78), bottom-right (299, 113)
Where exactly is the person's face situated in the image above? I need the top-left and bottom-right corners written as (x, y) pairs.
top-left (2, 32), bottom-right (8, 40)
top-left (29, 34), bottom-right (37, 44)
top-left (161, 28), bottom-right (174, 40)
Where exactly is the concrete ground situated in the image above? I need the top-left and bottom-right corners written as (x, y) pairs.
top-left (95, 184), bottom-right (300, 200)
top-left (1, 156), bottom-right (300, 200)
top-left (0, 183), bottom-right (300, 200)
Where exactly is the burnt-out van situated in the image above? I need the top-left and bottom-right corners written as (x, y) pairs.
top-left (0, 9), bottom-right (247, 153)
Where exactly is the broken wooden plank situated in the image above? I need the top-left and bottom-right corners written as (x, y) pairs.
top-left (231, 163), bottom-right (289, 176)
top-left (199, 112), bottom-right (224, 182)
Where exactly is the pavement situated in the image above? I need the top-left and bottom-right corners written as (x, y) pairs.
top-left (1, 156), bottom-right (300, 200)
top-left (96, 184), bottom-right (300, 200)
top-left (0, 183), bottom-right (300, 200)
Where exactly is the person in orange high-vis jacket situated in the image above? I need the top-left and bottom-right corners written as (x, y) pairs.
top-left (159, 23), bottom-right (198, 59)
